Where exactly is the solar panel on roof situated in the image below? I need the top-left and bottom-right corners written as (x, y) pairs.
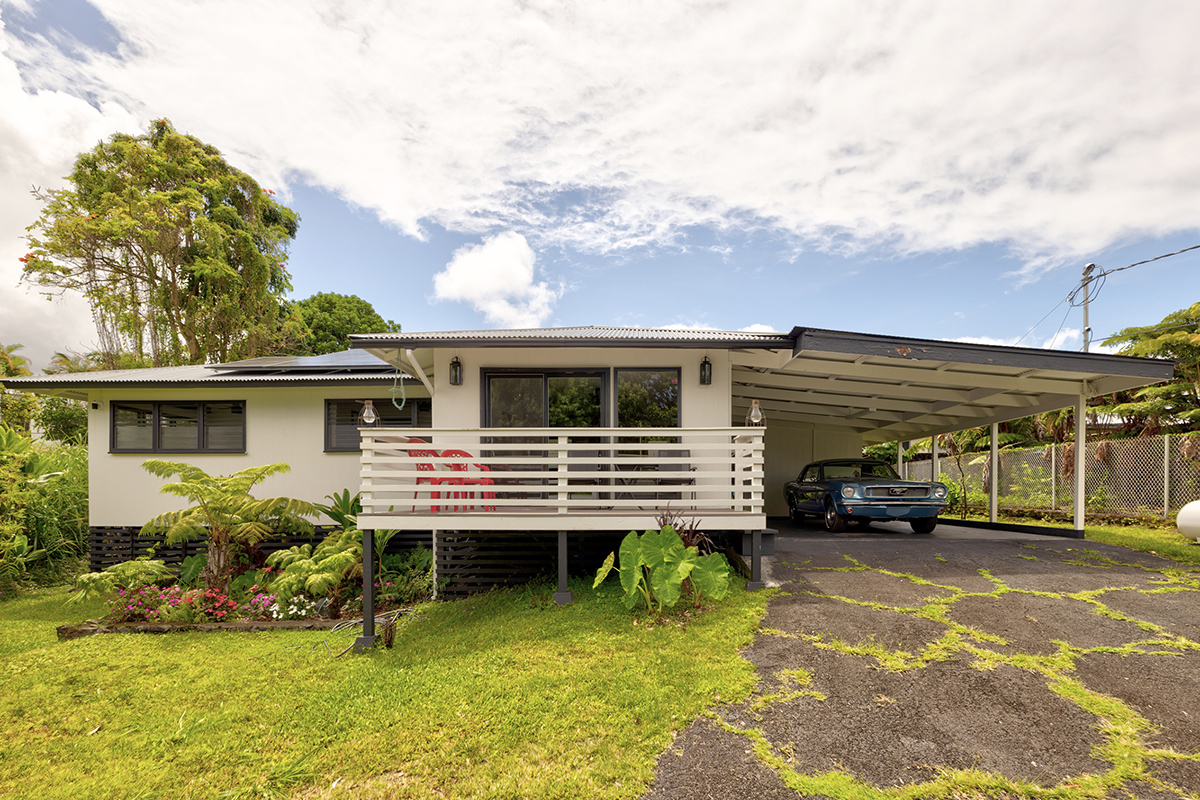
top-left (209, 349), bottom-right (392, 373)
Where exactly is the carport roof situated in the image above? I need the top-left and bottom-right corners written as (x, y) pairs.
top-left (353, 324), bottom-right (1175, 444)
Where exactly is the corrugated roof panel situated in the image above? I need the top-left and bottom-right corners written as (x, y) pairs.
top-left (350, 325), bottom-right (793, 348)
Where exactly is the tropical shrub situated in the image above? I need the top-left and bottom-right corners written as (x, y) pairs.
top-left (36, 397), bottom-right (88, 443)
top-left (594, 525), bottom-right (731, 613)
top-left (266, 528), bottom-right (362, 617)
top-left (68, 558), bottom-right (174, 605)
top-left (140, 460), bottom-right (318, 595)
top-left (378, 544), bottom-right (434, 606)
top-left (1, 428), bottom-right (88, 592)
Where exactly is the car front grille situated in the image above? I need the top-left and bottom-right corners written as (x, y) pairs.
top-left (864, 486), bottom-right (930, 498)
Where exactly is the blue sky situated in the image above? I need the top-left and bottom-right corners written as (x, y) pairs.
top-left (2, 0), bottom-right (1198, 370)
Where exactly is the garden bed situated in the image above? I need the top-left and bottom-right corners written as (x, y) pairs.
top-left (57, 617), bottom-right (346, 640)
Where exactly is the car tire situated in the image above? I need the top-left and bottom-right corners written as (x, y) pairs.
top-left (910, 518), bottom-right (937, 534)
top-left (824, 499), bottom-right (847, 533)
top-left (788, 502), bottom-right (802, 523)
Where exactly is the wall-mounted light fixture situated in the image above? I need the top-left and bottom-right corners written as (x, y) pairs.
top-left (700, 355), bottom-right (712, 385)
top-left (358, 399), bottom-right (378, 426)
top-left (449, 356), bottom-right (463, 386)
top-left (745, 398), bottom-right (765, 426)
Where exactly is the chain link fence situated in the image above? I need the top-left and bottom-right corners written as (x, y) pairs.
top-left (906, 432), bottom-right (1200, 520)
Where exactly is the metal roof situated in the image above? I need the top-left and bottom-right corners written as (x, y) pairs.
top-left (350, 325), bottom-right (795, 349)
top-left (726, 327), bottom-right (1175, 444)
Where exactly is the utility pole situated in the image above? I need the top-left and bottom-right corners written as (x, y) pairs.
top-left (1081, 263), bottom-right (1095, 352)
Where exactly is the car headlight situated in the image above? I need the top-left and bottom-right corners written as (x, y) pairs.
top-left (841, 486), bottom-right (855, 498)
top-left (934, 486), bottom-right (947, 498)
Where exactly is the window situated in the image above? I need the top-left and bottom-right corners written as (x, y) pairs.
top-left (484, 371), bottom-right (606, 429)
top-left (325, 398), bottom-right (431, 451)
top-left (616, 369), bottom-right (680, 428)
top-left (111, 401), bottom-right (245, 453)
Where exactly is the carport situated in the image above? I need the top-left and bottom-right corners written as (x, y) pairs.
top-left (727, 327), bottom-right (1175, 532)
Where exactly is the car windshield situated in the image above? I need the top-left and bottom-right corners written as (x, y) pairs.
top-left (822, 461), bottom-right (899, 480)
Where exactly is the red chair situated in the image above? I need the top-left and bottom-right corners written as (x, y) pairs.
top-left (406, 437), bottom-right (452, 513)
top-left (439, 449), bottom-right (496, 512)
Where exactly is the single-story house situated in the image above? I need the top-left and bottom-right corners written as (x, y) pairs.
top-left (3, 325), bottom-right (1174, 643)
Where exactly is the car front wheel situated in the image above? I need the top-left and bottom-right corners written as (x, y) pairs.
top-left (824, 499), bottom-right (848, 532)
top-left (910, 518), bottom-right (937, 534)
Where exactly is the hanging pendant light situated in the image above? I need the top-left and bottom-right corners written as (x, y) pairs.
top-left (746, 398), bottom-right (765, 426)
top-left (449, 356), bottom-right (464, 386)
top-left (700, 355), bottom-right (712, 385)
top-left (358, 399), bottom-right (379, 426)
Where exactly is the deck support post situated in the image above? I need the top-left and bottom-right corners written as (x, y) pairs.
top-left (553, 530), bottom-right (573, 605)
top-left (746, 528), bottom-right (764, 591)
top-left (354, 528), bottom-right (378, 652)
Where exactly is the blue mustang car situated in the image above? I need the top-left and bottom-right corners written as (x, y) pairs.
top-left (785, 458), bottom-right (949, 534)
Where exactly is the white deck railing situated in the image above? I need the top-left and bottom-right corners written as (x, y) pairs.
top-left (358, 427), bottom-right (765, 531)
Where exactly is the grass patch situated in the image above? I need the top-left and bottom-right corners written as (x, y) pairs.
top-left (0, 578), bottom-right (768, 799)
top-left (1085, 525), bottom-right (1200, 566)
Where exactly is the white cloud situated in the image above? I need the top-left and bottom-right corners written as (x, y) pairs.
top-left (433, 231), bottom-right (560, 327)
top-left (3, 0), bottom-right (1200, 344)
top-left (0, 14), bottom-right (137, 367)
top-left (4, 1), bottom-right (1197, 265)
top-left (739, 323), bottom-right (779, 333)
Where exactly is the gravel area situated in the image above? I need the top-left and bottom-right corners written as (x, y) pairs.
top-left (642, 520), bottom-right (1200, 799)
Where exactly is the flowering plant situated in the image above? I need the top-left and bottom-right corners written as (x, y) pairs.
top-left (268, 595), bottom-right (321, 620)
top-left (105, 585), bottom-right (186, 623)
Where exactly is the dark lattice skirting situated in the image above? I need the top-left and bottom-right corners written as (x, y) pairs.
top-left (435, 531), bottom-right (624, 598)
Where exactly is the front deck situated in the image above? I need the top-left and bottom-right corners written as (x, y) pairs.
top-left (357, 426), bottom-right (767, 533)
top-left (352, 427), bottom-right (767, 646)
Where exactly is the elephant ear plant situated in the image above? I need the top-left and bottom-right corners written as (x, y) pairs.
top-left (594, 525), bottom-right (731, 613)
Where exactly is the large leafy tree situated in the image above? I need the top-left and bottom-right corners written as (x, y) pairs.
top-left (292, 292), bottom-right (399, 355)
top-left (0, 343), bottom-right (37, 432)
top-left (1098, 301), bottom-right (1200, 432)
top-left (22, 119), bottom-right (304, 367)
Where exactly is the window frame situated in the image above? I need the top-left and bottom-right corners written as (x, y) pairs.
top-left (480, 369), bottom-right (609, 428)
top-left (109, 400), bottom-right (246, 454)
top-left (614, 367), bottom-right (681, 428)
top-left (323, 397), bottom-right (431, 452)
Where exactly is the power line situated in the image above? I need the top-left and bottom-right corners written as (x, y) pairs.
top-left (1014, 295), bottom-right (1070, 346)
top-left (1101, 243), bottom-right (1200, 275)
top-left (1070, 243), bottom-right (1200, 308)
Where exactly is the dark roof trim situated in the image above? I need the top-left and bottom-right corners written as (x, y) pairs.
top-left (789, 327), bottom-right (1175, 380)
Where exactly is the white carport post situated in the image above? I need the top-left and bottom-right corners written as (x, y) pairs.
top-left (930, 435), bottom-right (940, 483)
top-left (989, 423), bottom-right (999, 524)
top-left (1074, 388), bottom-right (1087, 533)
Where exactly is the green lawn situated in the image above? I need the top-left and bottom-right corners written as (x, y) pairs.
top-left (0, 579), bottom-right (767, 800)
top-left (949, 512), bottom-right (1200, 565)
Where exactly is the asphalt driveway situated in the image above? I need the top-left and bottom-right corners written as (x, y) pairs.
top-left (644, 519), bottom-right (1200, 799)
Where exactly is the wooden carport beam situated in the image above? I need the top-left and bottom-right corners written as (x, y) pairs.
top-left (732, 368), bottom-right (1048, 409)
top-left (775, 357), bottom-right (1088, 395)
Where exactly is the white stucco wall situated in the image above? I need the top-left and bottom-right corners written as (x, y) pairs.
top-left (85, 383), bottom-right (429, 527)
top-left (762, 419), bottom-right (863, 517)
